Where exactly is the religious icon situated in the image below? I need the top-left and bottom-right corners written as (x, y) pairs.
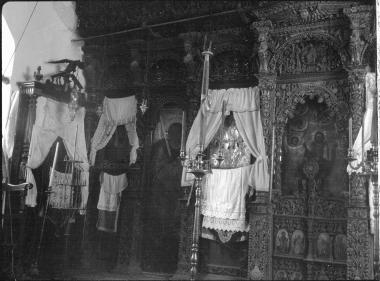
top-left (291, 230), bottom-right (305, 255)
top-left (275, 229), bottom-right (290, 254)
top-left (317, 233), bottom-right (331, 259)
top-left (334, 234), bottom-right (347, 260)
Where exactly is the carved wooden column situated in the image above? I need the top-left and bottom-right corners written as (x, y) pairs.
top-left (257, 75), bottom-right (276, 157)
top-left (343, 8), bottom-right (375, 279)
top-left (347, 68), bottom-right (367, 139)
top-left (344, 5), bottom-right (374, 137)
top-left (347, 174), bottom-right (373, 279)
top-left (247, 191), bottom-right (272, 280)
top-left (249, 20), bottom-right (275, 281)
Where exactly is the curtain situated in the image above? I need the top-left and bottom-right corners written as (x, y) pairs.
top-left (2, 91), bottom-right (19, 159)
top-left (89, 95), bottom-right (139, 166)
top-left (2, 15), bottom-right (16, 161)
top-left (25, 96), bottom-right (89, 211)
top-left (181, 87), bottom-right (269, 192)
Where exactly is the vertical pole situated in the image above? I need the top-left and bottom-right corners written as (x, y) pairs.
top-left (190, 176), bottom-right (202, 281)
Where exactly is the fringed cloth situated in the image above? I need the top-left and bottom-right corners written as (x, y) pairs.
top-left (49, 169), bottom-right (87, 209)
top-left (97, 172), bottom-right (128, 233)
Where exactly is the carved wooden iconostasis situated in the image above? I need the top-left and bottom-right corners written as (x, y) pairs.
top-left (76, 1), bottom-right (376, 280)
top-left (7, 1), bottom-right (376, 280)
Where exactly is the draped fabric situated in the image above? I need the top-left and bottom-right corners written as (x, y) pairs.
top-left (2, 15), bottom-right (16, 161)
top-left (90, 96), bottom-right (139, 166)
top-left (25, 97), bottom-right (89, 211)
top-left (2, 91), bottom-right (19, 159)
top-left (347, 72), bottom-right (378, 234)
top-left (181, 87), bottom-right (269, 192)
top-left (201, 165), bottom-right (253, 232)
top-left (97, 172), bottom-right (128, 232)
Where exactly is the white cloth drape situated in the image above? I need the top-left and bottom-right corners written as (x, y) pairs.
top-left (181, 87), bottom-right (269, 192)
top-left (97, 172), bottom-right (128, 232)
top-left (25, 97), bottom-right (89, 211)
top-left (202, 165), bottom-right (253, 232)
top-left (90, 96), bottom-right (139, 166)
top-left (97, 172), bottom-right (128, 211)
top-left (2, 91), bottom-right (19, 159)
top-left (347, 72), bottom-right (378, 234)
top-left (2, 15), bottom-right (16, 160)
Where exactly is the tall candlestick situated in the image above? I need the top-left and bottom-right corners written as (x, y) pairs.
top-left (349, 117), bottom-right (353, 149)
top-left (49, 142), bottom-right (60, 187)
top-left (219, 100), bottom-right (226, 151)
top-left (181, 110), bottom-right (186, 152)
top-left (361, 117), bottom-right (365, 162)
top-left (199, 109), bottom-right (204, 150)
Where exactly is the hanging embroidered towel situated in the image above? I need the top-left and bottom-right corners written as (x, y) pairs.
top-left (97, 172), bottom-right (128, 232)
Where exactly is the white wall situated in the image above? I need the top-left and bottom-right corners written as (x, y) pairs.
top-left (2, 1), bottom-right (85, 91)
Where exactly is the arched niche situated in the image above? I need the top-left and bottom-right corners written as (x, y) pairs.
top-left (273, 84), bottom-right (350, 197)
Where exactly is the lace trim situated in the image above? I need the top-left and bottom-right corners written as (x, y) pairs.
top-left (201, 202), bottom-right (246, 220)
top-left (202, 215), bottom-right (249, 232)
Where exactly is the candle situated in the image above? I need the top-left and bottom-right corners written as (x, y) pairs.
top-left (181, 111), bottom-right (186, 152)
top-left (49, 142), bottom-right (60, 187)
top-left (349, 117), bottom-right (353, 149)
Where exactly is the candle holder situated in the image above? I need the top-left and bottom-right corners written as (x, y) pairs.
top-left (347, 147), bottom-right (357, 163)
top-left (180, 146), bottom-right (211, 281)
top-left (215, 150), bottom-right (224, 167)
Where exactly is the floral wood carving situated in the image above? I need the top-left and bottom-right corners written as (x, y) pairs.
top-left (275, 40), bottom-right (342, 75)
top-left (347, 67), bottom-right (366, 138)
top-left (269, 32), bottom-right (349, 74)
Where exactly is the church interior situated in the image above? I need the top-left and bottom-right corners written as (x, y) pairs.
top-left (1, 1), bottom-right (379, 280)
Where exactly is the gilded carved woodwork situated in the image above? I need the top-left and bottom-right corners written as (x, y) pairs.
top-left (248, 192), bottom-right (272, 280)
top-left (347, 174), bottom-right (373, 280)
top-left (347, 67), bottom-right (367, 138)
top-left (343, 5), bottom-right (375, 66)
top-left (73, 1), bottom-right (375, 278)
top-left (251, 20), bottom-right (273, 74)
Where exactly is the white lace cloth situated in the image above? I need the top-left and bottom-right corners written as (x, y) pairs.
top-left (201, 165), bottom-right (252, 232)
top-left (90, 96), bottom-right (139, 166)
